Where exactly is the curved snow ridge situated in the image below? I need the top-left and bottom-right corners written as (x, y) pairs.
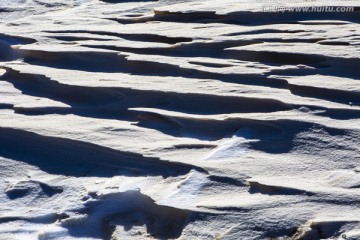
top-left (1, 67), bottom-right (294, 117)
top-left (291, 218), bottom-right (360, 240)
top-left (59, 189), bottom-right (194, 240)
top-left (0, 127), bottom-right (206, 177)
top-left (0, 0), bottom-right (360, 239)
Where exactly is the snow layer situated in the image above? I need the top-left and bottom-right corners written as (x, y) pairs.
top-left (0, 0), bottom-right (360, 239)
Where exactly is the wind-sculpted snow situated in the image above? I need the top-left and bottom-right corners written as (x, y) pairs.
top-left (0, 0), bottom-right (360, 239)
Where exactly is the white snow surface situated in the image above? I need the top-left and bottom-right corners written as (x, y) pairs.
top-left (0, 0), bottom-right (360, 239)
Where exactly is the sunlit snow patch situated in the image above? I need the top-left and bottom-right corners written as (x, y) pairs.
top-left (159, 170), bottom-right (209, 209)
top-left (204, 128), bottom-right (255, 160)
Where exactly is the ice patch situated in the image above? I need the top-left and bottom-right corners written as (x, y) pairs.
top-left (159, 170), bottom-right (209, 209)
top-left (204, 128), bottom-right (255, 160)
